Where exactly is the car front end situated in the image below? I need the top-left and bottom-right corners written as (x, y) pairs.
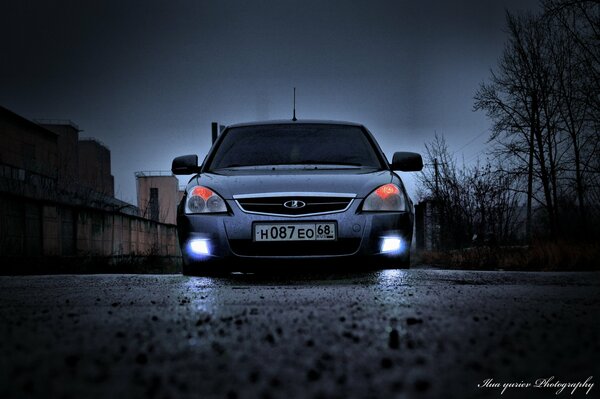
top-left (178, 188), bottom-right (413, 271)
top-left (172, 121), bottom-right (422, 274)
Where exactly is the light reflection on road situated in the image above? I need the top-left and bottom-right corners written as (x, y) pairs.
top-left (375, 269), bottom-right (409, 285)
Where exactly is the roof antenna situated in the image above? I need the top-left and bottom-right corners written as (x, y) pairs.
top-left (292, 87), bottom-right (297, 121)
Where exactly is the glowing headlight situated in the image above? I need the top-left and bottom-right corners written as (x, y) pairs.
top-left (362, 184), bottom-right (406, 211)
top-left (381, 237), bottom-right (403, 253)
top-left (185, 186), bottom-right (227, 214)
top-left (188, 239), bottom-right (210, 256)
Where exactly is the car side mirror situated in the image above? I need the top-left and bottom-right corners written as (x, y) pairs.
top-left (172, 154), bottom-right (200, 175)
top-left (391, 152), bottom-right (423, 172)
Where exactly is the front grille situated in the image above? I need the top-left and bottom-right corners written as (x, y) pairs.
top-left (235, 195), bottom-right (354, 217)
top-left (229, 239), bottom-right (361, 256)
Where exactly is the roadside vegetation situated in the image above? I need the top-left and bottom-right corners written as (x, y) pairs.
top-left (416, 241), bottom-right (600, 271)
top-left (416, 0), bottom-right (600, 270)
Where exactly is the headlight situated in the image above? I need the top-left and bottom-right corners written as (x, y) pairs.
top-left (185, 186), bottom-right (227, 214)
top-left (361, 183), bottom-right (406, 212)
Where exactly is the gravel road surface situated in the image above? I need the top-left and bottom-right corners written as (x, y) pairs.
top-left (1, 269), bottom-right (598, 399)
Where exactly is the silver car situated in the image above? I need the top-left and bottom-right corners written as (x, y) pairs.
top-left (172, 120), bottom-right (422, 275)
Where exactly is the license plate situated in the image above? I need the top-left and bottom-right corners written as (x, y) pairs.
top-left (254, 222), bottom-right (337, 242)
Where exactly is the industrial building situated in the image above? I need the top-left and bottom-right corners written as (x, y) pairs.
top-left (0, 107), bottom-right (59, 200)
top-left (135, 171), bottom-right (180, 225)
top-left (39, 121), bottom-right (115, 197)
top-left (0, 105), bottom-right (178, 261)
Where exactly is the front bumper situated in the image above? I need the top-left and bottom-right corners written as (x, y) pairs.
top-left (177, 199), bottom-right (413, 267)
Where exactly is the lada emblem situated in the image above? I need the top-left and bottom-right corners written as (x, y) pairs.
top-left (283, 200), bottom-right (306, 209)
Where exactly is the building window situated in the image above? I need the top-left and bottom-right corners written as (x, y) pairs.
top-left (149, 187), bottom-right (159, 222)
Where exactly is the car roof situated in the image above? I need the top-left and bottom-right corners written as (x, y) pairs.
top-left (225, 119), bottom-right (364, 129)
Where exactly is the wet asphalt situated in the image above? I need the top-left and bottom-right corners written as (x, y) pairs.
top-left (0, 269), bottom-right (599, 399)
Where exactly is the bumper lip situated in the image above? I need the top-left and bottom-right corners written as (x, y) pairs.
top-left (183, 253), bottom-right (409, 272)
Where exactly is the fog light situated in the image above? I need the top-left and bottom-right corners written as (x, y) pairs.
top-left (188, 239), bottom-right (210, 256)
top-left (381, 237), bottom-right (402, 253)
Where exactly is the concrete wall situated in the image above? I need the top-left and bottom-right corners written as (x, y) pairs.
top-left (0, 106), bottom-right (173, 268)
top-left (0, 194), bottom-right (179, 259)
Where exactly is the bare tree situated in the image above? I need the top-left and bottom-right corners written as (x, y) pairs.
top-left (474, 11), bottom-right (568, 238)
top-left (474, 2), bottom-right (600, 239)
top-left (545, 0), bottom-right (600, 226)
top-left (545, 0), bottom-right (600, 114)
top-left (417, 134), bottom-right (524, 248)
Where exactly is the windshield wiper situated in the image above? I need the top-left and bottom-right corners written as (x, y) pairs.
top-left (278, 161), bottom-right (364, 167)
top-left (215, 164), bottom-right (271, 169)
top-left (214, 162), bottom-right (365, 170)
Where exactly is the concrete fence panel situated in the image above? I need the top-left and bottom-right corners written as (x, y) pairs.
top-left (0, 194), bottom-right (180, 260)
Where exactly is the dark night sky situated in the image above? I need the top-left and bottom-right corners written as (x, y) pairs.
top-left (1, 0), bottom-right (541, 203)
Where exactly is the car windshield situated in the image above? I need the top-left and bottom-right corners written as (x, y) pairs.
top-left (207, 124), bottom-right (385, 170)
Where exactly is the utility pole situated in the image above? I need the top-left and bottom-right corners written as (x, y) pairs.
top-left (434, 158), bottom-right (440, 199)
top-left (292, 87), bottom-right (297, 121)
top-left (526, 127), bottom-right (534, 241)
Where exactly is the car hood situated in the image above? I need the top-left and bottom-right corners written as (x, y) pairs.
top-left (188, 169), bottom-right (395, 199)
